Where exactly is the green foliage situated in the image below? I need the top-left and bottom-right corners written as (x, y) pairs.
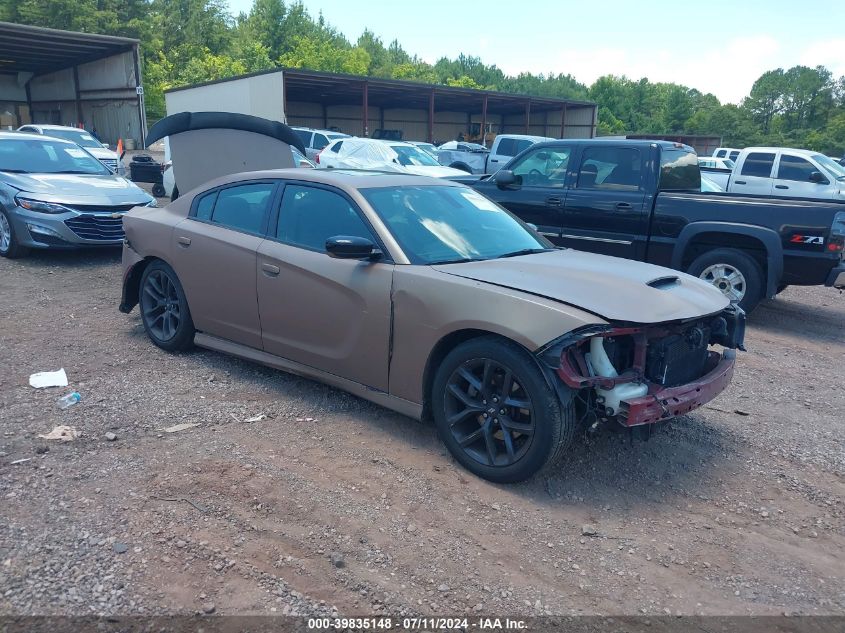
top-left (3, 0), bottom-right (844, 155)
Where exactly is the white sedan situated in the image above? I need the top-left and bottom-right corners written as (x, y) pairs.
top-left (317, 138), bottom-right (467, 177)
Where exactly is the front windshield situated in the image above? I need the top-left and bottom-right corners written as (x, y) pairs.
top-left (43, 129), bottom-right (103, 149)
top-left (362, 185), bottom-right (549, 264)
top-left (0, 138), bottom-right (110, 175)
top-left (391, 145), bottom-right (440, 167)
top-left (812, 154), bottom-right (845, 179)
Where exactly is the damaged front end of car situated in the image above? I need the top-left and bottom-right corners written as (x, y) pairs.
top-left (539, 304), bottom-right (745, 428)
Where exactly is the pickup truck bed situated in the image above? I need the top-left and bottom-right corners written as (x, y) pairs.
top-left (460, 139), bottom-right (845, 312)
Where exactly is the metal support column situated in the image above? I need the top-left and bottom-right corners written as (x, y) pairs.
top-left (72, 66), bottom-right (82, 126)
top-left (559, 104), bottom-right (567, 139)
top-left (481, 95), bottom-right (488, 147)
top-left (428, 90), bottom-right (435, 143)
top-left (362, 81), bottom-right (369, 137)
top-left (524, 99), bottom-right (531, 134)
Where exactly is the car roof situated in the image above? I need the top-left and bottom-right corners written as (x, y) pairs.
top-left (0, 130), bottom-right (76, 143)
top-left (742, 147), bottom-right (819, 156)
top-left (23, 124), bottom-right (86, 131)
top-left (194, 168), bottom-right (461, 192)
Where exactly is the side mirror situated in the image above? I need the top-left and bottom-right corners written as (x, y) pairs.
top-left (326, 236), bottom-right (381, 260)
top-left (495, 169), bottom-right (519, 189)
top-left (809, 171), bottom-right (827, 184)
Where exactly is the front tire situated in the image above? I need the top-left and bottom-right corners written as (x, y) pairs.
top-left (139, 260), bottom-right (195, 351)
top-left (0, 209), bottom-right (30, 259)
top-left (432, 336), bottom-right (575, 483)
top-left (687, 248), bottom-right (764, 313)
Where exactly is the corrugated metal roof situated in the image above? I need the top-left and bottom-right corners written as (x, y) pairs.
top-left (0, 21), bottom-right (138, 74)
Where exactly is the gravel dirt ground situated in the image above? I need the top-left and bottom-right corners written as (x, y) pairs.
top-left (1, 203), bottom-right (843, 618)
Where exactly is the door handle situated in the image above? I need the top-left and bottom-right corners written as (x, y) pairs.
top-left (545, 196), bottom-right (562, 206)
top-left (615, 202), bottom-right (633, 210)
top-left (261, 263), bottom-right (280, 276)
top-left (734, 180), bottom-right (746, 185)
top-left (775, 184), bottom-right (789, 190)
top-left (177, 236), bottom-right (191, 247)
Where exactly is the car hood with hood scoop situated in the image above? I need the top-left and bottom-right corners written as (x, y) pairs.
top-left (432, 249), bottom-right (730, 323)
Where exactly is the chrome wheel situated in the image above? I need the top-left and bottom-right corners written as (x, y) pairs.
top-left (141, 269), bottom-right (182, 342)
top-left (0, 212), bottom-right (11, 253)
top-left (700, 263), bottom-right (747, 302)
top-left (444, 358), bottom-right (534, 467)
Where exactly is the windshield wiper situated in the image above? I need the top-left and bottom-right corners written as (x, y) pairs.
top-left (58, 170), bottom-right (99, 174)
top-left (497, 248), bottom-right (554, 259)
top-left (428, 256), bottom-right (487, 265)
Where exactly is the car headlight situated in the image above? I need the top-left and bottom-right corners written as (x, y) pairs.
top-left (15, 197), bottom-right (71, 214)
top-left (146, 198), bottom-right (158, 208)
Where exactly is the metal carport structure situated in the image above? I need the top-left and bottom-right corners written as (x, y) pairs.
top-left (0, 21), bottom-right (147, 146)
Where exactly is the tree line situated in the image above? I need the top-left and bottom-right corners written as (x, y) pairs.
top-left (3, 0), bottom-right (844, 156)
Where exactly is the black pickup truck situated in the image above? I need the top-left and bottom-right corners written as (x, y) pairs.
top-left (459, 140), bottom-right (845, 311)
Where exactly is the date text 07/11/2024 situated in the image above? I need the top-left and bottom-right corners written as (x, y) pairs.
top-left (307, 617), bottom-right (528, 630)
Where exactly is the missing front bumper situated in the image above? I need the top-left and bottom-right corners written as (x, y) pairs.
top-left (616, 350), bottom-right (735, 426)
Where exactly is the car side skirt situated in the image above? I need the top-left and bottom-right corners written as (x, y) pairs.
top-left (194, 333), bottom-right (424, 420)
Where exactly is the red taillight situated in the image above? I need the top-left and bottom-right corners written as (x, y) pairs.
top-left (828, 241), bottom-right (843, 252)
top-left (315, 150), bottom-right (322, 164)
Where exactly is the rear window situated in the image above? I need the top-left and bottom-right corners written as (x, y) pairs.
top-left (494, 138), bottom-right (517, 157)
top-left (659, 149), bottom-right (700, 190)
top-left (294, 129), bottom-right (312, 146)
top-left (741, 152), bottom-right (775, 177)
top-left (715, 150), bottom-right (726, 158)
top-left (313, 134), bottom-right (330, 150)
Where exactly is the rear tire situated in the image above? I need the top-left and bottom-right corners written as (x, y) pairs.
top-left (0, 209), bottom-right (30, 259)
top-left (432, 336), bottom-right (575, 483)
top-left (152, 183), bottom-right (166, 197)
top-left (687, 248), bottom-right (764, 313)
top-left (139, 260), bottom-right (195, 352)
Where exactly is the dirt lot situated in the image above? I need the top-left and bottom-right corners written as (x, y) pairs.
top-left (1, 222), bottom-right (843, 618)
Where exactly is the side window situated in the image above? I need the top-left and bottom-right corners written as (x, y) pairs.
top-left (715, 150), bottom-right (726, 158)
top-left (740, 152), bottom-right (775, 177)
top-left (276, 185), bottom-right (375, 252)
top-left (195, 191), bottom-right (217, 220)
top-left (729, 150), bottom-right (740, 161)
top-left (494, 138), bottom-right (516, 157)
top-left (313, 134), bottom-right (330, 150)
top-left (777, 155), bottom-right (818, 182)
top-left (294, 129), bottom-right (312, 147)
top-left (576, 147), bottom-right (642, 190)
top-left (510, 146), bottom-right (572, 188)
top-left (206, 183), bottom-right (274, 234)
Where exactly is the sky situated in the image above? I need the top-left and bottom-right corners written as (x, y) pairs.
top-left (225, 0), bottom-right (845, 105)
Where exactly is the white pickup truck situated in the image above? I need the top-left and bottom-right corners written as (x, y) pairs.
top-left (438, 134), bottom-right (553, 174)
top-left (725, 147), bottom-right (845, 200)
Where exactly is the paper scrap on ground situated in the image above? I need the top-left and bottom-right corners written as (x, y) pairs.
top-left (244, 414), bottom-right (267, 423)
top-left (37, 426), bottom-right (80, 442)
top-left (162, 423), bottom-right (201, 433)
top-left (29, 368), bottom-right (68, 389)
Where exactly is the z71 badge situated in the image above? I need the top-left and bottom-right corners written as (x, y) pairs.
top-left (790, 234), bottom-right (825, 245)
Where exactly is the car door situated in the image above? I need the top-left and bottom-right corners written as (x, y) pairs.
top-left (171, 180), bottom-right (277, 349)
top-left (475, 145), bottom-right (573, 241)
top-left (487, 137), bottom-right (518, 172)
top-left (773, 153), bottom-right (833, 199)
top-left (256, 182), bottom-right (393, 391)
top-left (559, 145), bottom-right (649, 259)
top-left (731, 151), bottom-right (775, 196)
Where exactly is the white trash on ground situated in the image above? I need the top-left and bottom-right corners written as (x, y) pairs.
top-left (37, 426), bottom-right (80, 441)
top-left (29, 368), bottom-right (69, 389)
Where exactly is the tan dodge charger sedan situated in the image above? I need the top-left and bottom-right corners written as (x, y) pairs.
top-left (120, 169), bottom-right (745, 482)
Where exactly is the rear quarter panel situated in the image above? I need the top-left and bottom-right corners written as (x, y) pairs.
top-left (388, 266), bottom-right (606, 404)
